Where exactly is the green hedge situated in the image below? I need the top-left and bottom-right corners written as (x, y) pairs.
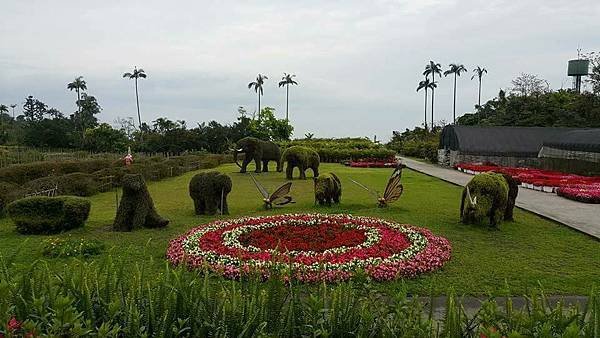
top-left (7, 196), bottom-right (91, 234)
top-left (278, 138), bottom-right (395, 163)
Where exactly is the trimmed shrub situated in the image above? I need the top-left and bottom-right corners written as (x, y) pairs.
top-left (460, 173), bottom-right (509, 227)
top-left (189, 171), bottom-right (232, 215)
top-left (7, 196), bottom-right (91, 234)
top-left (282, 146), bottom-right (320, 179)
top-left (0, 181), bottom-right (19, 214)
top-left (279, 138), bottom-right (395, 163)
top-left (113, 174), bottom-right (169, 231)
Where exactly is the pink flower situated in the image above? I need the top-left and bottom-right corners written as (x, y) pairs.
top-left (8, 316), bottom-right (22, 332)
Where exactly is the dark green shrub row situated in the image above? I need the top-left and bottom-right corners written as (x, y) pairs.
top-left (7, 196), bottom-right (91, 234)
top-left (278, 138), bottom-right (396, 162)
top-left (0, 256), bottom-right (598, 337)
top-left (42, 237), bottom-right (105, 258)
top-left (0, 154), bottom-right (232, 213)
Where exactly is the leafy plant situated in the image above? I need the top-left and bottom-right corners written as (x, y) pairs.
top-left (42, 237), bottom-right (105, 258)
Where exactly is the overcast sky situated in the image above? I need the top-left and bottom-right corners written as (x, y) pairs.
top-left (1, 0), bottom-right (599, 140)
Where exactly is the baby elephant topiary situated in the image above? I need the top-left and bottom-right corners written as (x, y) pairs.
top-left (8, 196), bottom-right (91, 234)
top-left (189, 171), bottom-right (232, 215)
top-left (113, 174), bottom-right (169, 231)
top-left (314, 173), bottom-right (342, 206)
top-left (460, 172), bottom-right (509, 228)
top-left (282, 146), bottom-right (320, 180)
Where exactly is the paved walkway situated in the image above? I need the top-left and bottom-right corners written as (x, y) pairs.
top-left (401, 157), bottom-right (600, 240)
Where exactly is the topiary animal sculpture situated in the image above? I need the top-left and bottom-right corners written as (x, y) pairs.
top-left (189, 171), bottom-right (232, 215)
top-left (314, 173), bottom-right (342, 206)
top-left (282, 146), bottom-right (320, 180)
top-left (232, 137), bottom-right (282, 173)
top-left (460, 172), bottom-right (509, 228)
top-left (113, 174), bottom-right (169, 231)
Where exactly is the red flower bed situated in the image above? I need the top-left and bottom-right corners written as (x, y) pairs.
top-left (166, 214), bottom-right (451, 282)
top-left (455, 162), bottom-right (600, 203)
top-left (349, 157), bottom-right (398, 168)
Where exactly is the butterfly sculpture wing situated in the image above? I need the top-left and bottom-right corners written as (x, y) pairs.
top-left (383, 166), bottom-right (404, 204)
top-left (349, 178), bottom-right (380, 200)
top-left (269, 182), bottom-right (293, 205)
top-left (250, 174), bottom-right (270, 199)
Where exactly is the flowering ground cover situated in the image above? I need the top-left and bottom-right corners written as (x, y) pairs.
top-left (348, 157), bottom-right (398, 168)
top-left (167, 213), bottom-right (451, 282)
top-left (456, 163), bottom-right (600, 203)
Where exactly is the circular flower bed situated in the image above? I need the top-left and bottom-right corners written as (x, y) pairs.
top-left (166, 214), bottom-right (451, 282)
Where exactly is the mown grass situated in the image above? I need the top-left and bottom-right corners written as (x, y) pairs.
top-left (0, 163), bottom-right (598, 295)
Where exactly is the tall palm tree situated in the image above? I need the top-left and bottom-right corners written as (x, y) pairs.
top-left (471, 66), bottom-right (487, 108)
top-left (67, 76), bottom-right (87, 115)
top-left (444, 64), bottom-right (467, 124)
top-left (248, 74), bottom-right (268, 116)
top-left (416, 78), bottom-right (437, 131)
top-left (0, 105), bottom-right (8, 115)
top-left (123, 67), bottom-right (147, 128)
top-left (423, 61), bottom-right (442, 126)
top-left (278, 73), bottom-right (298, 122)
top-left (9, 104), bottom-right (16, 119)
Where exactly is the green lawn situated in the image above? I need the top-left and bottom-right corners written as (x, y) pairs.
top-left (1, 163), bottom-right (598, 295)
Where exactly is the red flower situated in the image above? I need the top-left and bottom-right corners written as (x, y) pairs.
top-left (8, 316), bottom-right (22, 332)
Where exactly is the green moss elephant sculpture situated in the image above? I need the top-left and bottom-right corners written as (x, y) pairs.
top-left (233, 137), bottom-right (282, 173)
top-left (189, 171), bottom-right (232, 215)
top-left (282, 146), bottom-right (320, 180)
top-left (460, 172), bottom-right (510, 228)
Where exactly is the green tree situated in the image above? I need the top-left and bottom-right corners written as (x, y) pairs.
top-left (0, 105), bottom-right (8, 115)
top-left (23, 95), bottom-right (46, 121)
top-left (278, 73), bottom-right (298, 122)
top-left (472, 66), bottom-right (488, 108)
top-left (444, 64), bottom-right (467, 123)
top-left (416, 78), bottom-right (437, 131)
top-left (71, 93), bottom-right (101, 141)
top-left (248, 74), bottom-right (268, 116)
top-left (123, 67), bottom-right (147, 128)
top-left (84, 123), bottom-right (128, 153)
top-left (67, 76), bottom-right (87, 115)
top-left (423, 61), bottom-right (442, 126)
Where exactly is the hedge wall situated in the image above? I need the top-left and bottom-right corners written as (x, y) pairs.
top-left (278, 138), bottom-right (395, 163)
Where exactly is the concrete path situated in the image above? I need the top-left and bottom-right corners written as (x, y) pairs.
top-left (401, 157), bottom-right (600, 240)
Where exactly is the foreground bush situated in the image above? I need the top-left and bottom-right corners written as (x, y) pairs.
top-left (42, 237), bottom-right (105, 258)
top-left (7, 196), bottom-right (91, 234)
top-left (0, 256), bottom-right (597, 337)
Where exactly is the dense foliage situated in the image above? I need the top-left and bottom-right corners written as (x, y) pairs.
top-left (457, 89), bottom-right (600, 127)
top-left (0, 95), bottom-right (293, 155)
top-left (0, 255), bottom-right (598, 337)
top-left (0, 154), bottom-right (230, 214)
top-left (7, 196), bottom-right (91, 234)
top-left (42, 237), bottom-right (105, 258)
top-left (280, 138), bottom-right (396, 163)
top-left (387, 126), bottom-right (441, 163)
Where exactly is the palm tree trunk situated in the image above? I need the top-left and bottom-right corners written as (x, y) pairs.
top-left (453, 74), bottom-right (457, 124)
top-left (286, 84), bottom-right (289, 122)
top-left (424, 88), bottom-right (428, 131)
top-left (77, 89), bottom-right (85, 142)
top-left (135, 79), bottom-right (141, 128)
top-left (258, 92), bottom-right (261, 116)
top-left (431, 73), bottom-right (435, 130)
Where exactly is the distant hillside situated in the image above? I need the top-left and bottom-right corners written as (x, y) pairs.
top-left (457, 90), bottom-right (600, 128)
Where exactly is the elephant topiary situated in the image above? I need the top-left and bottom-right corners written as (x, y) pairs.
top-left (314, 173), bottom-right (342, 206)
top-left (113, 174), bottom-right (169, 231)
top-left (282, 146), bottom-right (320, 180)
top-left (460, 172), bottom-right (509, 228)
top-left (189, 171), bottom-right (232, 215)
top-left (233, 137), bottom-right (282, 173)
top-left (502, 173), bottom-right (519, 221)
